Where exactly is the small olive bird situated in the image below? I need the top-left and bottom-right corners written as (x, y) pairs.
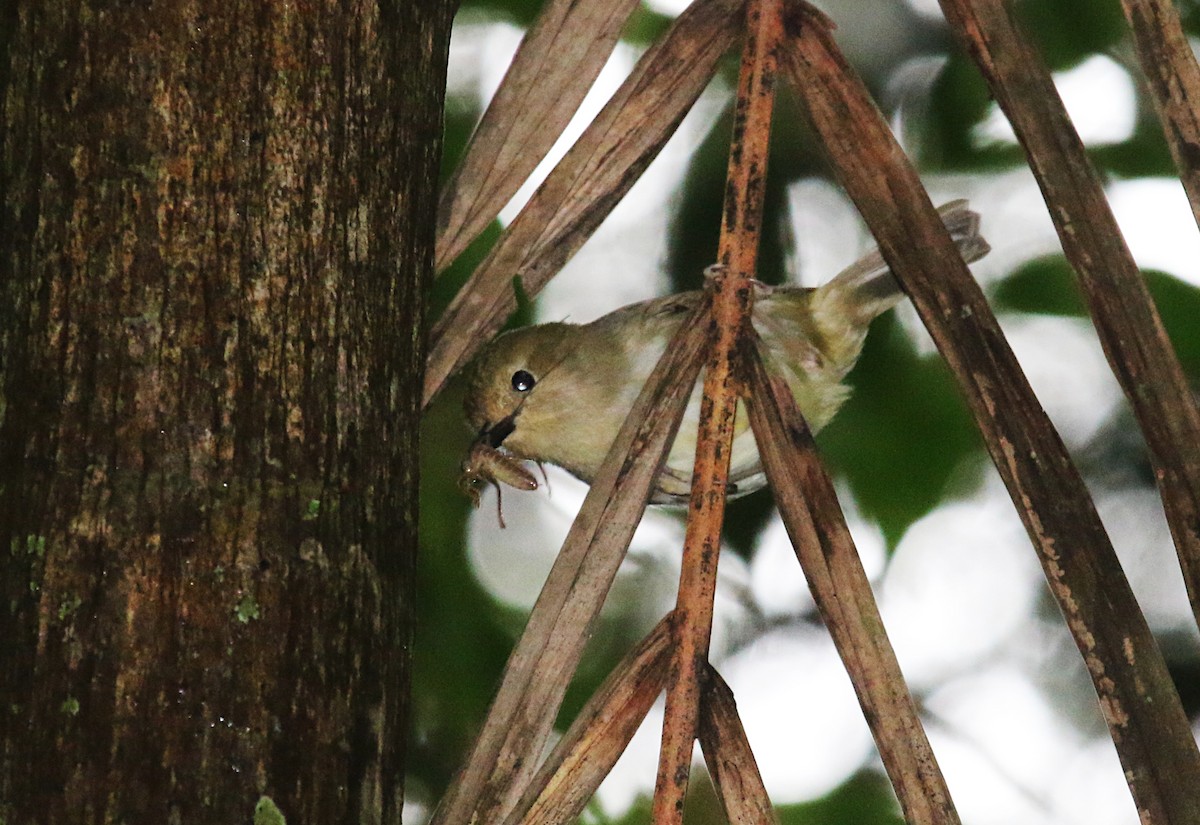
top-left (462, 201), bottom-right (989, 504)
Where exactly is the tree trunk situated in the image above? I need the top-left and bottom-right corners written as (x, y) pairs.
top-left (0, 1), bottom-right (452, 822)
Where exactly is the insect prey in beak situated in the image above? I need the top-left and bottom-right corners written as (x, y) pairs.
top-left (458, 440), bottom-right (539, 528)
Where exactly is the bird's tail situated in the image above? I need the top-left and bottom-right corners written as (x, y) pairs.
top-left (811, 199), bottom-right (990, 333)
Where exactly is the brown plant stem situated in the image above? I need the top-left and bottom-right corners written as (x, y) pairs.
top-left (937, 0), bottom-right (1200, 635)
top-left (424, 0), bottom-right (743, 408)
top-left (435, 0), bottom-right (641, 272)
top-left (742, 340), bottom-right (959, 825)
top-left (652, 0), bottom-right (782, 821)
top-left (1117, 0), bottom-right (1200, 235)
top-left (431, 310), bottom-right (708, 825)
top-left (698, 668), bottom-right (779, 825)
top-left (506, 615), bottom-right (676, 825)
top-left (782, 2), bottom-right (1200, 819)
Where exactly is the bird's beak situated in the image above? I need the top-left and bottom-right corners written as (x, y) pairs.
top-left (478, 412), bottom-right (518, 449)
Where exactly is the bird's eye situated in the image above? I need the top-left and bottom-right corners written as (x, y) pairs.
top-left (511, 370), bottom-right (536, 393)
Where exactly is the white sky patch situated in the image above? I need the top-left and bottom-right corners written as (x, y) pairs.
top-left (927, 667), bottom-right (1074, 825)
top-left (466, 465), bottom-right (585, 610)
top-left (750, 485), bottom-right (887, 619)
top-left (595, 699), bottom-right (668, 814)
top-left (642, 0), bottom-right (691, 15)
top-left (466, 464), bottom-right (755, 656)
top-left (926, 665), bottom-right (1134, 825)
top-left (1095, 487), bottom-right (1200, 636)
top-left (903, 0), bottom-right (948, 20)
top-left (496, 42), bottom-right (637, 226)
top-left (446, 18), bottom-right (730, 323)
top-left (537, 79), bottom-right (729, 322)
top-left (402, 798), bottom-right (430, 825)
top-left (1108, 177), bottom-right (1200, 287)
top-left (1049, 738), bottom-right (1144, 825)
top-left (1000, 314), bottom-right (1125, 449)
top-left (974, 54), bottom-right (1136, 147)
top-left (879, 490), bottom-right (1042, 690)
top-left (785, 179), bottom-right (874, 289)
top-left (919, 172), bottom-right (1200, 292)
top-left (445, 18), bottom-right (524, 109)
top-left (720, 626), bottom-right (877, 802)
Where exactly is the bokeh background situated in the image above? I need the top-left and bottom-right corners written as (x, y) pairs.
top-left (413, 0), bottom-right (1200, 822)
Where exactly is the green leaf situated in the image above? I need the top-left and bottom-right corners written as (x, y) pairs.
top-left (990, 255), bottom-right (1088, 317)
top-left (1145, 269), bottom-right (1200, 378)
top-left (777, 772), bottom-right (904, 825)
top-left (992, 260), bottom-right (1200, 380)
top-left (1012, 0), bottom-right (1125, 70)
top-left (818, 314), bottom-right (983, 545)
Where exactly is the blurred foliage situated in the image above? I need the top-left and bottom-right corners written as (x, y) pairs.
top-left (776, 773), bottom-right (907, 825)
top-left (412, 383), bottom-right (514, 791)
top-left (921, 55), bottom-right (1005, 171)
top-left (1011, 0), bottom-right (1125, 69)
top-left (817, 313), bottom-right (984, 545)
top-left (414, 0), bottom-right (1200, 819)
top-left (993, 259), bottom-right (1200, 376)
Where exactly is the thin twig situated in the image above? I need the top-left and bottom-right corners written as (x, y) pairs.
top-left (424, 0), bottom-right (744, 408)
top-left (698, 667), bottom-right (779, 825)
top-left (939, 0), bottom-right (1200, 645)
top-left (431, 311), bottom-right (708, 825)
top-left (782, 2), bottom-right (1200, 819)
top-left (506, 615), bottom-right (676, 825)
top-left (742, 339), bottom-right (959, 825)
top-left (652, 0), bottom-right (782, 821)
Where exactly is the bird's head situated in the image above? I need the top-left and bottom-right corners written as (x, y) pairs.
top-left (462, 323), bottom-right (580, 460)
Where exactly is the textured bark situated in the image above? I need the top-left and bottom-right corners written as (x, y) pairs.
top-left (0, 1), bottom-right (452, 823)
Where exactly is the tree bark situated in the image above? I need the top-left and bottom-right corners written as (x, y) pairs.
top-left (0, 1), bottom-right (452, 822)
